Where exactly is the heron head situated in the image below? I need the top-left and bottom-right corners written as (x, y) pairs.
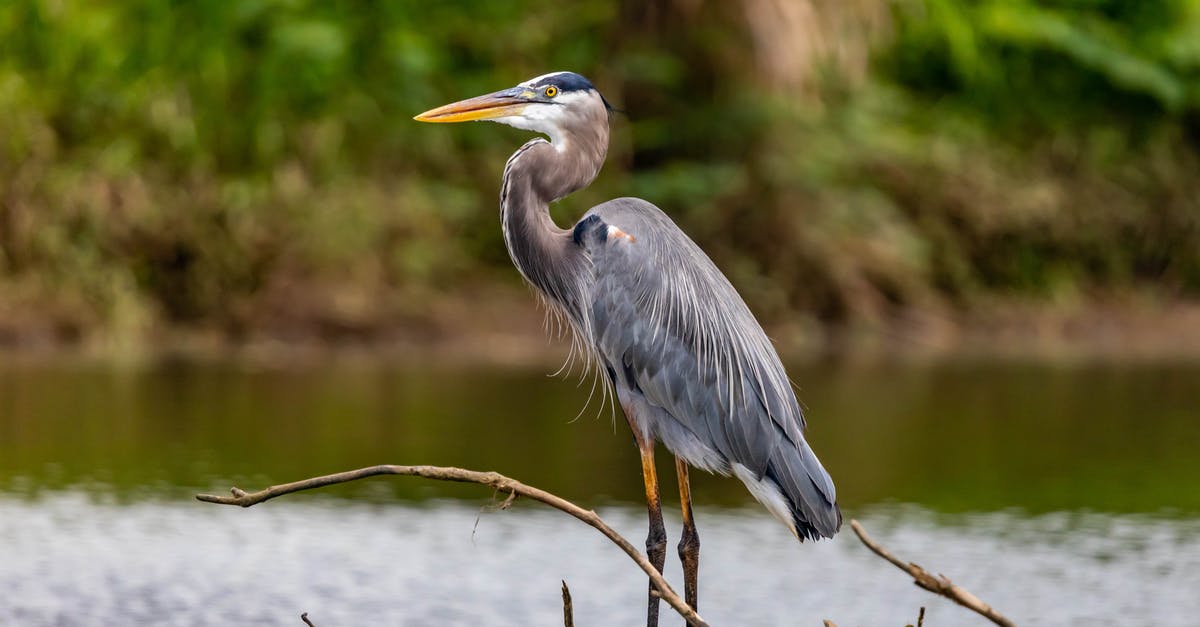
top-left (414, 71), bottom-right (611, 148)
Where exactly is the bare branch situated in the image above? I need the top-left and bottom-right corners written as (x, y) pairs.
top-left (300, 612), bottom-right (315, 626)
top-left (562, 580), bottom-right (574, 627)
top-left (196, 465), bottom-right (708, 627)
top-left (850, 520), bottom-right (1015, 627)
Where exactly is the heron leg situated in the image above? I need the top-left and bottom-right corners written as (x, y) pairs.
top-left (675, 457), bottom-right (700, 611)
top-left (635, 432), bottom-right (667, 627)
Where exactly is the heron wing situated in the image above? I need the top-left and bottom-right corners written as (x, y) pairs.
top-left (578, 197), bottom-right (840, 539)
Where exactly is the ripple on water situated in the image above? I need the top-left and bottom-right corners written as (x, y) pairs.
top-left (0, 494), bottom-right (1198, 626)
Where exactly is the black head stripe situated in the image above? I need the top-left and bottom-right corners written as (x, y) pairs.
top-left (532, 72), bottom-right (595, 93)
top-left (530, 72), bottom-right (613, 112)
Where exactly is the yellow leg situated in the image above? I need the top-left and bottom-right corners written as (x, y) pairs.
top-left (624, 404), bottom-right (668, 627)
top-left (636, 436), bottom-right (667, 627)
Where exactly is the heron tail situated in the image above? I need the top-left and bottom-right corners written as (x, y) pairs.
top-left (771, 438), bottom-right (841, 541)
top-left (734, 438), bottom-right (841, 542)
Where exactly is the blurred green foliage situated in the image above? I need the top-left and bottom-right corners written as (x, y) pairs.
top-left (0, 0), bottom-right (1197, 347)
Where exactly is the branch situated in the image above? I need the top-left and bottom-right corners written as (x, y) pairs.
top-left (850, 520), bottom-right (1015, 627)
top-left (196, 465), bottom-right (707, 627)
top-left (562, 580), bottom-right (574, 627)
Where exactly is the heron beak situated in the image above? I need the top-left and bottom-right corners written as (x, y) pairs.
top-left (413, 86), bottom-right (532, 123)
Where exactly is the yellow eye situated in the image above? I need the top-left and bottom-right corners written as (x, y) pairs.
top-left (544, 86), bottom-right (558, 98)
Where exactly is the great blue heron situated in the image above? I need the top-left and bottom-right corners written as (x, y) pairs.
top-left (415, 71), bottom-right (840, 624)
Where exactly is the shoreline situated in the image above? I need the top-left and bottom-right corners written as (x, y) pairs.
top-left (2, 290), bottom-right (1199, 368)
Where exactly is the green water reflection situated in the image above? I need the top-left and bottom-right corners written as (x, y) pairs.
top-left (1, 359), bottom-right (1197, 514)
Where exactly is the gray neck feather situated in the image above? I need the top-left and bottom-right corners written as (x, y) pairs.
top-left (499, 99), bottom-right (609, 325)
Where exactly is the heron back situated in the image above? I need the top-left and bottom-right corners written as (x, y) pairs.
top-left (577, 198), bottom-right (841, 540)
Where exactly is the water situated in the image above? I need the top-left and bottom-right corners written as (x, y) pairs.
top-left (1, 358), bottom-right (1198, 625)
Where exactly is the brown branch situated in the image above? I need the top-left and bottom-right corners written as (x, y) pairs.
top-left (562, 580), bottom-right (574, 627)
top-left (196, 465), bottom-right (707, 627)
top-left (850, 520), bottom-right (1015, 627)
top-left (300, 612), bottom-right (315, 626)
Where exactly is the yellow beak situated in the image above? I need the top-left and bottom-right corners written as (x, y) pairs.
top-left (413, 87), bottom-right (532, 123)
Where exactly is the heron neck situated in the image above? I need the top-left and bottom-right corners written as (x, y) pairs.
top-left (499, 131), bottom-right (606, 318)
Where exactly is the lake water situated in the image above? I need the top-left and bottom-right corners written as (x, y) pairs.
top-left (1, 358), bottom-right (1198, 625)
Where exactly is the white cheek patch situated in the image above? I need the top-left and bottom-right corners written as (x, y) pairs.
top-left (607, 225), bottom-right (636, 243)
top-left (551, 90), bottom-right (592, 107)
top-left (491, 89), bottom-right (597, 152)
top-left (494, 111), bottom-right (566, 149)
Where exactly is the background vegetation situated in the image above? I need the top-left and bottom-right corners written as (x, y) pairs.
top-left (1, 0), bottom-right (1197, 352)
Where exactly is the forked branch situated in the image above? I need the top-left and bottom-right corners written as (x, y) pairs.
top-left (196, 464), bottom-right (707, 627)
top-left (850, 520), bottom-right (1015, 627)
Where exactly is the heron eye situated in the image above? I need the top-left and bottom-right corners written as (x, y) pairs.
top-left (544, 86), bottom-right (558, 98)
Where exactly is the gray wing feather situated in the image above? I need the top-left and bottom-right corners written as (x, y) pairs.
top-left (581, 198), bottom-right (840, 539)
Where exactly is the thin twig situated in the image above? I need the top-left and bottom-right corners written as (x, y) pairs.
top-left (850, 520), bottom-right (1015, 627)
top-left (300, 612), bottom-right (315, 626)
top-left (562, 580), bottom-right (574, 627)
top-left (196, 465), bottom-right (707, 627)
